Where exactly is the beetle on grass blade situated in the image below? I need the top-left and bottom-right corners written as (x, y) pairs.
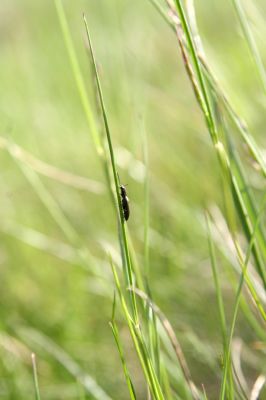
top-left (120, 184), bottom-right (130, 221)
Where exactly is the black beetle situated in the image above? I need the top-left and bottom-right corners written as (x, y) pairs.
top-left (120, 185), bottom-right (130, 221)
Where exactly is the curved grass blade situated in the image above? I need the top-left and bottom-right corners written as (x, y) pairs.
top-left (0, 136), bottom-right (104, 194)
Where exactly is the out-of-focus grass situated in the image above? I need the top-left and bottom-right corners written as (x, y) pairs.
top-left (0, 0), bottom-right (265, 399)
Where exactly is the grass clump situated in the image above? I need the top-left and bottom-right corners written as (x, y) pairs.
top-left (0, 0), bottom-right (265, 399)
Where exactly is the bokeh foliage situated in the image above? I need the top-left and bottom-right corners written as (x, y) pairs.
top-left (0, 0), bottom-right (265, 399)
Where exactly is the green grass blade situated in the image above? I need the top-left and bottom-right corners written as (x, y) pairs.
top-left (231, 0), bottom-right (266, 93)
top-left (31, 353), bottom-right (41, 400)
top-left (206, 213), bottom-right (234, 398)
top-left (172, 0), bottom-right (266, 290)
top-left (202, 385), bottom-right (209, 400)
top-left (220, 194), bottom-right (266, 399)
top-left (19, 164), bottom-right (80, 246)
top-left (131, 288), bottom-right (200, 400)
top-left (184, 0), bottom-right (266, 175)
top-left (54, 0), bottom-right (122, 216)
top-left (151, 2), bottom-right (266, 177)
top-left (218, 116), bottom-right (266, 285)
top-left (20, 328), bottom-right (112, 400)
top-left (239, 295), bottom-right (266, 341)
top-left (83, 14), bottom-right (138, 323)
top-left (228, 141), bottom-right (266, 264)
top-left (54, 0), bottom-right (101, 153)
top-left (0, 136), bottom-right (104, 194)
top-left (110, 259), bottom-right (164, 400)
top-left (148, 0), bottom-right (172, 27)
top-left (173, 0), bottom-right (218, 144)
top-left (109, 321), bottom-right (137, 400)
top-left (209, 209), bottom-right (266, 325)
top-left (12, 160), bottom-right (97, 274)
top-left (230, 173), bottom-right (266, 287)
top-left (160, 363), bottom-right (173, 400)
top-left (142, 121), bottom-right (161, 381)
top-left (200, 65), bottom-right (266, 177)
top-left (109, 292), bottom-right (136, 399)
top-left (205, 213), bottom-right (227, 346)
top-left (143, 121), bottom-right (150, 281)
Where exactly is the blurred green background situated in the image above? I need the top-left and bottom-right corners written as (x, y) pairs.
top-left (0, 0), bottom-right (266, 398)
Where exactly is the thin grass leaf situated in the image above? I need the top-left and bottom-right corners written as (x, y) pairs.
top-left (31, 353), bottom-right (41, 400)
top-left (110, 290), bottom-right (136, 400)
top-left (239, 296), bottom-right (266, 341)
top-left (130, 287), bottom-right (201, 400)
top-left (208, 209), bottom-right (266, 333)
top-left (250, 375), bottom-right (266, 400)
top-left (159, 0), bottom-right (266, 353)
top-left (20, 328), bottom-right (112, 400)
top-left (202, 385), bottom-right (208, 400)
top-left (230, 173), bottom-right (266, 288)
top-left (141, 121), bottom-right (161, 381)
top-left (143, 120), bottom-right (150, 281)
top-left (127, 230), bottom-right (146, 292)
top-left (201, 61), bottom-right (266, 177)
top-left (171, 0), bottom-right (266, 290)
top-left (1, 221), bottom-right (80, 265)
top-left (221, 113), bottom-right (266, 279)
top-left (150, 0), bottom-right (266, 177)
top-left (160, 363), bottom-right (173, 400)
top-left (205, 213), bottom-right (227, 346)
top-left (109, 321), bottom-right (137, 400)
top-left (206, 212), bottom-right (234, 398)
top-left (54, 0), bottom-right (119, 219)
top-left (147, 304), bottom-right (161, 382)
top-left (11, 159), bottom-right (99, 275)
top-left (53, 0), bottom-right (101, 153)
top-left (173, 0), bottom-right (218, 143)
top-left (83, 14), bottom-right (138, 323)
top-left (0, 220), bottom-right (112, 298)
top-left (110, 258), bottom-right (164, 400)
top-left (227, 137), bottom-right (266, 265)
top-left (216, 114), bottom-right (266, 292)
top-left (151, 2), bottom-right (266, 289)
top-left (0, 136), bottom-right (104, 194)
top-left (220, 194), bottom-right (266, 399)
top-left (16, 163), bottom-right (79, 245)
top-left (185, 0), bottom-right (266, 177)
top-left (231, 0), bottom-right (266, 94)
top-left (149, 0), bottom-right (170, 26)
top-left (152, 1), bottom-right (266, 294)
top-left (232, 361), bottom-right (249, 400)
top-left (157, 5), bottom-right (266, 395)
